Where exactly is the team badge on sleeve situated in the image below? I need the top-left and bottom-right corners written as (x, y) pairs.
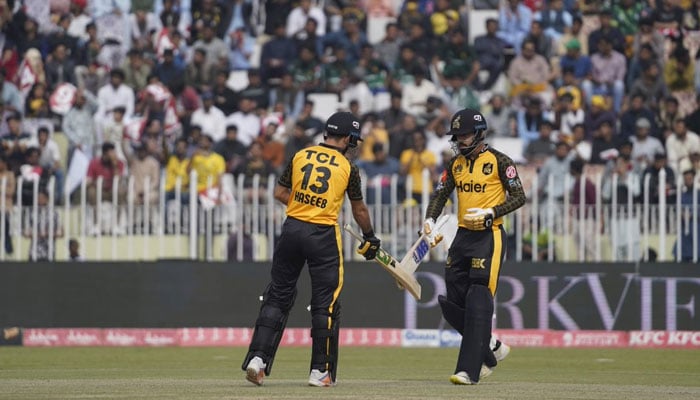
top-left (505, 165), bottom-right (517, 179)
top-left (436, 170), bottom-right (447, 190)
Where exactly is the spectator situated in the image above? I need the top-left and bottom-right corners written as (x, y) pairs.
top-left (508, 39), bottom-right (553, 105)
top-left (556, 67), bottom-right (583, 111)
top-left (130, 141), bottom-right (160, 206)
top-left (399, 131), bottom-right (437, 202)
top-left (211, 70), bottom-right (238, 115)
top-left (232, 141), bottom-right (273, 202)
top-left (374, 22), bottom-right (404, 71)
top-left (673, 165), bottom-right (700, 261)
top-left (685, 93), bottom-right (700, 134)
top-left (390, 43), bottom-right (424, 91)
top-left (658, 96), bottom-right (682, 140)
top-left (473, 19), bottom-right (508, 91)
top-left (238, 69), bottom-right (270, 111)
top-left (1, 113), bottom-right (32, 174)
top-left (629, 63), bottom-right (669, 113)
top-left (590, 120), bottom-right (619, 165)
top-left (517, 97), bottom-right (548, 145)
top-left (215, 124), bottom-right (247, 173)
top-left (555, 15), bottom-right (588, 56)
top-left (189, 134), bottom-right (226, 192)
top-left (34, 127), bottom-right (64, 202)
top-left (497, 0), bottom-right (533, 53)
top-left (439, 69), bottom-right (480, 114)
top-left (425, 115), bottom-right (451, 166)
top-left (164, 137), bottom-right (191, 204)
top-left (557, 92), bottom-right (585, 135)
top-left (286, 0), bottom-right (326, 38)
top-left (0, 155), bottom-right (15, 255)
top-left (292, 17), bottom-right (321, 55)
top-left (483, 94), bottom-right (516, 138)
top-left (121, 49), bottom-right (151, 92)
top-left (430, 0), bottom-right (459, 37)
top-left (401, 65), bottom-right (439, 116)
top-left (44, 43), bottom-right (76, 92)
top-left (260, 22), bottom-right (297, 85)
top-left (191, 91), bottom-right (227, 143)
top-left (535, 0), bottom-right (572, 42)
top-left (0, 69), bottom-right (23, 113)
top-left (318, 15), bottom-right (368, 65)
top-left (525, 20), bottom-right (554, 60)
top-left (588, 9), bottom-right (626, 55)
top-left (23, 189), bottom-right (63, 261)
top-left (96, 69), bottom-right (135, 123)
top-left (355, 43), bottom-right (389, 96)
top-left (405, 21), bottom-right (436, 66)
top-left (24, 83), bottom-right (50, 118)
top-left (226, 97), bottom-right (261, 147)
top-left (602, 151), bottom-right (642, 205)
top-left (154, 48), bottom-right (186, 94)
top-left (627, 43), bottom-right (661, 91)
top-left (652, 0), bottom-right (683, 34)
top-left (86, 142), bottom-right (126, 205)
top-left (284, 122), bottom-right (313, 165)
top-left (100, 106), bottom-right (130, 165)
top-left (63, 89), bottom-right (98, 159)
top-left (557, 39), bottom-right (591, 88)
top-left (631, 118), bottom-right (665, 170)
top-left (227, 26), bottom-right (257, 71)
top-left (643, 152), bottom-right (676, 205)
top-left (358, 143), bottom-right (400, 204)
top-left (666, 119), bottom-right (700, 175)
top-left (288, 44), bottom-right (322, 94)
top-left (69, 238), bottom-right (84, 261)
top-left (320, 46), bottom-right (353, 95)
top-left (632, 18), bottom-right (665, 64)
top-left (569, 158), bottom-right (597, 261)
top-left (584, 36), bottom-right (626, 113)
top-left (192, 20), bottom-right (228, 66)
top-left (620, 94), bottom-right (658, 141)
top-left (185, 48), bottom-right (215, 90)
top-left (538, 141), bottom-right (575, 201)
top-left (584, 95), bottom-right (616, 141)
top-left (664, 47), bottom-right (695, 92)
top-left (435, 29), bottom-right (479, 90)
top-left (612, 0), bottom-right (645, 38)
top-left (397, 0), bottom-right (427, 32)
top-left (524, 120), bottom-right (555, 167)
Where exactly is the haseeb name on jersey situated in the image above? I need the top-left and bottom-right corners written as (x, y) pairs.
top-left (293, 191), bottom-right (328, 208)
top-left (455, 180), bottom-right (487, 193)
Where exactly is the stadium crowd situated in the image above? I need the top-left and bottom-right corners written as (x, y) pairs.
top-left (0, 0), bottom-right (700, 261)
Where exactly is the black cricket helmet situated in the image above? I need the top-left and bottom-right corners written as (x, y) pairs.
top-left (325, 111), bottom-right (362, 148)
top-left (448, 108), bottom-right (488, 157)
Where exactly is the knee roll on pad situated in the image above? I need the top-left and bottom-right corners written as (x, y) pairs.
top-left (310, 303), bottom-right (341, 383)
top-left (241, 286), bottom-right (297, 375)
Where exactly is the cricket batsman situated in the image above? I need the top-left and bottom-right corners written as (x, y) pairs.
top-left (242, 112), bottom-right (380, 387)
top-left (422, 108), bottom-right (526, 384)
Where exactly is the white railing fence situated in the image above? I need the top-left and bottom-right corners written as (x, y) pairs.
top-left (0, 169), bottom-right (698, 263)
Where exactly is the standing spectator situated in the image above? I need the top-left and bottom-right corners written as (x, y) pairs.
top-left (96, 69), bottom-right (135, 123)
top-left (473, 19), bottom-right (508, 91)
top-left (569, 158), bottom-right (597, 261)
top-left (1, 114), bottom-right (32, 174)
top-left (538, 141), bottom-right (575, 201)
top-left (666, 119), bottom-right (700, 175)
top-left (497, 0), bottom-right (533, 53)
top-left (100, 106), bottom-right (130, 165)
top-left (590, 120), bottom-right (618, 165)
top-left (191, 91), bottom-right (227, 143)
top-left (643, 152), bottom-right (676, 205)
top-left (0, 155), bottom-right (15, 255)
top-left (130, 142), bottom-right (160, 205)
top-left (34, 127), bottom-right (64, 202)
top-left (583, 36), bottom-right (626, 113)
top-left (164, 137), bottom-right (191, 204)
top-left (399, 131), bottom-right (437, 202)
top-left (673, 165), bottom-right (700, 261)
top-left (63, 89), bottom-right (98, 159)
top-left (23, 190), bottom-right (63, 261)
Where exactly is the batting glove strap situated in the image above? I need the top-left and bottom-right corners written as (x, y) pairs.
top-left (463, 208), bottom-right (494, 231)
top-left (357, 234), bottom-right (381, 260)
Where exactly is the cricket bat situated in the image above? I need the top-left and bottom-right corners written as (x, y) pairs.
top-left (344, 225), bottom-right (422, 300)
top-left (400, 214), bottom-right (451, 274)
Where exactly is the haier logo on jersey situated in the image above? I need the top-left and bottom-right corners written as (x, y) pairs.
top-left (456, 180), bottom-right (487, 193)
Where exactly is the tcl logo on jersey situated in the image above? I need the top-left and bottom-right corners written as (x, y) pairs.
top-left (455, 180), bottom-right (487, 193)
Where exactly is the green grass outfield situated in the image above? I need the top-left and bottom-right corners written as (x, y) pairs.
top-left (1, 347), bottom-right (699, 399)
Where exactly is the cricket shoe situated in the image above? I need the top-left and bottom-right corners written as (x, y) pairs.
top-left (245, 356), bottom-right (266, 386)
top-left (493, 340), bottom-right (511, 362)
top-left (308, 369), bottom-right (335, 387)
top-left (450, 371), bottom-right (477, 385)
top-left (479, 364), bottom-right (494, 380)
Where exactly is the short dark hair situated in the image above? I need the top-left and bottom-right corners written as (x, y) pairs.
top-left (102, 142), bottom-right (116, 153)
top-left (570, 158), bottom-right (585, 174)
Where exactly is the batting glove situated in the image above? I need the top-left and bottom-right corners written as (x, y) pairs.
top-left (421, 218), bottom-right (443, 248)
top-left (463, 208), bottom-right (494, 231)
top-left (357, 232), bottom-right (381, 260)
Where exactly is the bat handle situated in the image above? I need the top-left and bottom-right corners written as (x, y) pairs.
top-left (343, 224), bottom-right (364, 242)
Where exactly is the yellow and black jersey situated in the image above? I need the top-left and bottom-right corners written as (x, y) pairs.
top-left (426, 146), bottom-right (526, 229)
top-left (278, 143), bottom-right (363, 225)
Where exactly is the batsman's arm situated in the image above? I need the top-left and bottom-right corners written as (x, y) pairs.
top-left (493, 151), bottom-right (526, 218)
top-left (347, 165), bottom-right (375, 235)
top-left (425, 158), bottom-right (457, 220)
top-left (274, 158), bottom-right (293, 205)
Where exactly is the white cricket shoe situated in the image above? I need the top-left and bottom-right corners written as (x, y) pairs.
top-left (479, 364), bottom-right (493, 379)
top-left (245, 356), bottom-right (266, 386)
top-left (493, 340), bottom-right (511, 362)
top-left (450, 371), bottom-right (477, 385)
top-left (308, 369), bottom-right (334, 387)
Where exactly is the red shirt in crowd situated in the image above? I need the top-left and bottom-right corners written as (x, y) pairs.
top-left (87, 158), bottom-right (125, 191)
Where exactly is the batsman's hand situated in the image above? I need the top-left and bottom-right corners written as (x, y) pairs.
top-left (357, 232), bottom-right (381, 260)
top-left (421, 218), bottom-right (443, 248)
top-left (463, 208), bottom-right (494, 230)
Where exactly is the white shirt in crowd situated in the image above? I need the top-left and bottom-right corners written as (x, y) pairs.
top-left (226, 111), bottom-right (261, 147)
top-left (665, 130), bottom-right (700, 174)
top-left (96, 83), bottom-right (135, 122)
top-left (286, 4), bottom-right (327, 38)
top-left (191, 105), bottom-right (227, 143)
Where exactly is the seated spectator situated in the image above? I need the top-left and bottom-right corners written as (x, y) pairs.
top-left (517, 97), bottom-right (548, 145)
top-left (44, 43), bottom-right (76, 92)
top-left (192, 20), bottom-right (228, 66)
top-left (435, 29), bottom-right (479, 90)
top-left (256, 119), bottom-right (286, 172)
top-left (664, 47), bottom-right (695, 92)
top-left (556, 67), bottom-right (583, 111)
top-left (24, 83), bottom-right (50, 118)
top-left (632, 18), bottom-right (665, 65)
top-left (497, 0), bottom-right (533, 54)
top-left (652, 0), bottom-right (683, 35)
top-left (524, 120), bottom-right (555, 167)
top-left (584, 95), bottom-right (616, 141)
top-left (440, 69), bottom-right (480, 114)
top-left (86, 142), bottom-right (126, 205)
top-left (399, 131), bottom-right (437, 202)
top-left (612, 0), bottom-right (645, 41)
top-left (629, 63), bottom-right (668, 113)
top-left (620, 94), bottom-right (658, 141)
top-left (627, 43), bottom-right (661, 91)
top-left (295, 100), bottom-right (325, 138)
top-left (288, 45), bottom-right (322, 95)
top-left (191, 91), bottom-right (227, 143)
top-left (226, 96), bottom-right (261, 147)
top-left (658, 96), bottom-right (682, 140)
top-left (401, 65), bottom-right (439, 116)
top-left (643, 152), bottom-right (676, 204)
top-left (583, 36), bottom-right (626, 113)
top-left (508, 39), bottom-right (553, 106)
top-left (357, 143), bottom-right (400, 204)
top-left (211, 70), bottom-right (238, 116)
top-left (355, 43), bottom-right (389, 95)
top-left (590, 120), bottom-right (619, 165)
top-left (555, 15), bottom-right (588, 56)
top-left (189, 133), bottom-right (226, 207)
top-left (238, 69), bottom-right (270, 111)
top-left (154, 48), bottom-right (185, 95)
top-left (535, 0), bottom-right (572, 42)
top-left (100, 106), bottom-right (130, 165)
top-left (557, 39), bottom-right (591, 88)
top-left (233, 141), bottom-right (274, 202)
top-left (164, 138), bottom-right (191, 204)
top-left (260, 22), bottom-right (297, 85)
top-left (537, 141), bottom-right (575, 201)
top-left (269, 72), bottom-right (305, 120)
top-left (185, 48), bottom-right (215, 91)
top-left (483, 94), bottom-right (516, 137)
top-left (129, 142), bottom-right (160, 205)
top-left (588, 9), bottom-right (625, 55)
top-left (286, 0), bottom-right (327, 39)
top-left (320, 46), bottom-right (353, 95)
top-left (1, 113), bottom-right (32, 174)
top-left (374, 22), bottom-right (404, 71)
top-left (0, 68), bottom-right (23, 113)
top-left (631, 118), bottom-right (665, 169)
top-left (122, 49), bottom-right (151, 92)
top-left (19, 147), bottom-right (51, 206)
top-left (525, 20), bottom-right (554, 60)
top-left (473, 18), bottom-right (508, 91)
top-left (666, 119), bottom-right (700, 175)
top-left (284, 123), bottom-right (313, 165)
top-left (557, 92), bottom-right (585, 135)
top-left (215, 124), bottom-right (247, 173)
